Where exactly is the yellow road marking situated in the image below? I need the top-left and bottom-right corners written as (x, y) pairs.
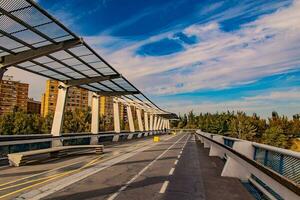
top-left (0, 156), bottom-right (97, 187)
top-left (0, 135), bottom-right (174, 199)
top-left (0, 155), bottom-right (104, 191)
top-left (0, 155), bottom-right (104, 199)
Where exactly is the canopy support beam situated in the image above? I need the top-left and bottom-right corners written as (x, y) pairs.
top-left (63, 74), bottom-right (122, 86)
top-left (0, 38), bottom-right (82, 68)
top-left (96, 91), bottom-right (139, 96)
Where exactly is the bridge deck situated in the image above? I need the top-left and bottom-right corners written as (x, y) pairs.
top-left (0, 133), bottom-right (253, 200)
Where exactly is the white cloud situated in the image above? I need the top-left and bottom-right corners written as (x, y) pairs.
top-left (91, 0), bottom-right (300, 96)
top-left (6, 0), bottom-right (300, 115)
top-left (243, 89), bottom-right (300, 101)
top-left (163, 89), bottom-right (300, 118)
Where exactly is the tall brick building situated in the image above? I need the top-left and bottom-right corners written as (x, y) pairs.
top-left (0, 76), bottom-right (29, 115)
top-left (41, 80), bottom-right (89, 117)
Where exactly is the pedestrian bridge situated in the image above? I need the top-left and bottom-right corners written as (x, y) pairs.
top-left (0, 130), bottom-right (299, 200)
top-left (0, 1), bottom-right (299, 200)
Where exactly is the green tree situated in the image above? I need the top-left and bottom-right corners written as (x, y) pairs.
top-left (262, 126), bottom-right (289, 148)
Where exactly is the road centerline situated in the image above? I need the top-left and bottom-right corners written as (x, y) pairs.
top-left (106, 134), bottom-right (187, 200)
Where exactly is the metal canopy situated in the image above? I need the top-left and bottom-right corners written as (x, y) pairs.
top-left (0, 0), bottom-right (176, 117)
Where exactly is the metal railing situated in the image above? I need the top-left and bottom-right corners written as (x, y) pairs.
top-left (196, 130), bottom-right (300, 200)
top-left (0, 130), bottom-right (168, 159)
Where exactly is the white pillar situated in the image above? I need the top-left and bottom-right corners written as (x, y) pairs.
top-left (113, 99), bottom-right (120, 142)
top-left (90, 93), bottom-right (100, 144)
top-left (127, 105), bottom-right (135, 132)
top-left (144, 112), bottom-right (149, 131)
top-left (159, 118), bottom-right (164, 130)
top-left (113, 98), bottom-right (120, 130)
top-left (153, 115), bottom-right (158, 131)
top-left (149, 114), bottom-right (154, 131)
top-left (51, 82), bottom-right (69, 138)
top-left (91, 93), bottom-right (99, 134)
top-left (156, 117), bottom-right (161, 130)
top-left (136, 108), bottom-right (144, 131)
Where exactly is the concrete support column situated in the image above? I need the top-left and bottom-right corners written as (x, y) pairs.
top-left (153, 115), bottom-right (158, 131)
top-left (113, 98), bottom-right (120, 141)
top-left (136, 108), bottom-right (144, 138)
top-left (127, 105), bottom-right (135, 132)
top-left (91, 93), bottom-right (100, 134)
top-left (51, 82), bottom-right (69, 147)
top-left (136, 108), bottom-right (144, 131)
top-left (144, 112), bottom-right (149, 131)
top-left (127, 105), bottom-right (135, 140)
top-left (159, 118), bottom-right (164, 130)
top-left (149, 114), bottom-right (154, 131)
top-left (156, 117), bottom-right (161, 130)
top-left (90, 93), bottom-right (100, 145)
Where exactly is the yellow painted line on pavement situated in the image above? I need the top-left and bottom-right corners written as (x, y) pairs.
top-left (0, 138), bottom-right (153, 188)
top-left (0, 134), bottom-right (177, 199)
top-left (0, 156), bottom-right (97, 188)
top-left (0, 155), bottom-right (104, 191)
top-left (0, 155), bottom-right (104, 199)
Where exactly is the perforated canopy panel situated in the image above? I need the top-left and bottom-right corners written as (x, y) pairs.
top-left (0, 0), bottom-right (138, 93)
top-left (0, 0), bottom-right (176, 117)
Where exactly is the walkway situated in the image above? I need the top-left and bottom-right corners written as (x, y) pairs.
top-left (0, 133), bottom-right (253, 200)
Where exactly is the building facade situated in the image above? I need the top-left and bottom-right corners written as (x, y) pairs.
top-left (99, 96), bottom-right (114, 120)
top-left (0, 76), bottom-right (29, 115)
top-left (41, 80), bottom-right (89, 117)
top-left (27, 98), bottom-right (41, 114)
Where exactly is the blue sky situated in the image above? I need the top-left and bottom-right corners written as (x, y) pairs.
top-left (9, 0), bottom-right (300, 118)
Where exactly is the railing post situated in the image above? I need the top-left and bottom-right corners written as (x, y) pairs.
top-left (90, 92), bottom-right (100, 144)
top-left (209, 135), bottom-right (225, 158)
top-left (51, 82), bottom-right (69, 147)
top-left (221, 140), bottom-right (253, 181)
top-left (113, 98), bottom-right (120, 142)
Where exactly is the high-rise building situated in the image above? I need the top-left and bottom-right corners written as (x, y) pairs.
top-left (41, 80), bottom-right (89, 117)
top-left (99, 96), bottom-right (126, 122)
top-left (27, 98), bottom-right (41, 114)
top-left (0, 76), bottom-right (29, 115)
top-left (99, 96), bottom-right (113, 120)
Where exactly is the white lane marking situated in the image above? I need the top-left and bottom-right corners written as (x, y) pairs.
top-left (178, 155), bottom-right (181, 159)
top-left (17, 134), bottom-right (179, 200)
top-left (169, 168), bottom-right (175, 175)
top-left (174, 160), bottom-right (178, 165)
top-left (180, 151), bottom-right (182, 154)
top-left (107, 134), bottom-right (187, 200)
top-left (159, 181), bottom-right (169, 194)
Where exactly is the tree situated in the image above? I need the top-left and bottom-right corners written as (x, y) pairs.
top-left (262, 126), bottom-right (289, 148)
top-left (228, 112), bottom-right (257, 140)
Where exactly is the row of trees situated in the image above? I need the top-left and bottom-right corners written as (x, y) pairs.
top-left (171, 111), bottom-right (300, 149)
top-left (0, 108), bottom-right (125, 135)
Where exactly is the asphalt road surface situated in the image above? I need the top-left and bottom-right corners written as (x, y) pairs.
top-left (0, 133), bottom-right (253, 200)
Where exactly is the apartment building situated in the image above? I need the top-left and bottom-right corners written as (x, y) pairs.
top-left (0, 76), bottom-right (28, 115)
